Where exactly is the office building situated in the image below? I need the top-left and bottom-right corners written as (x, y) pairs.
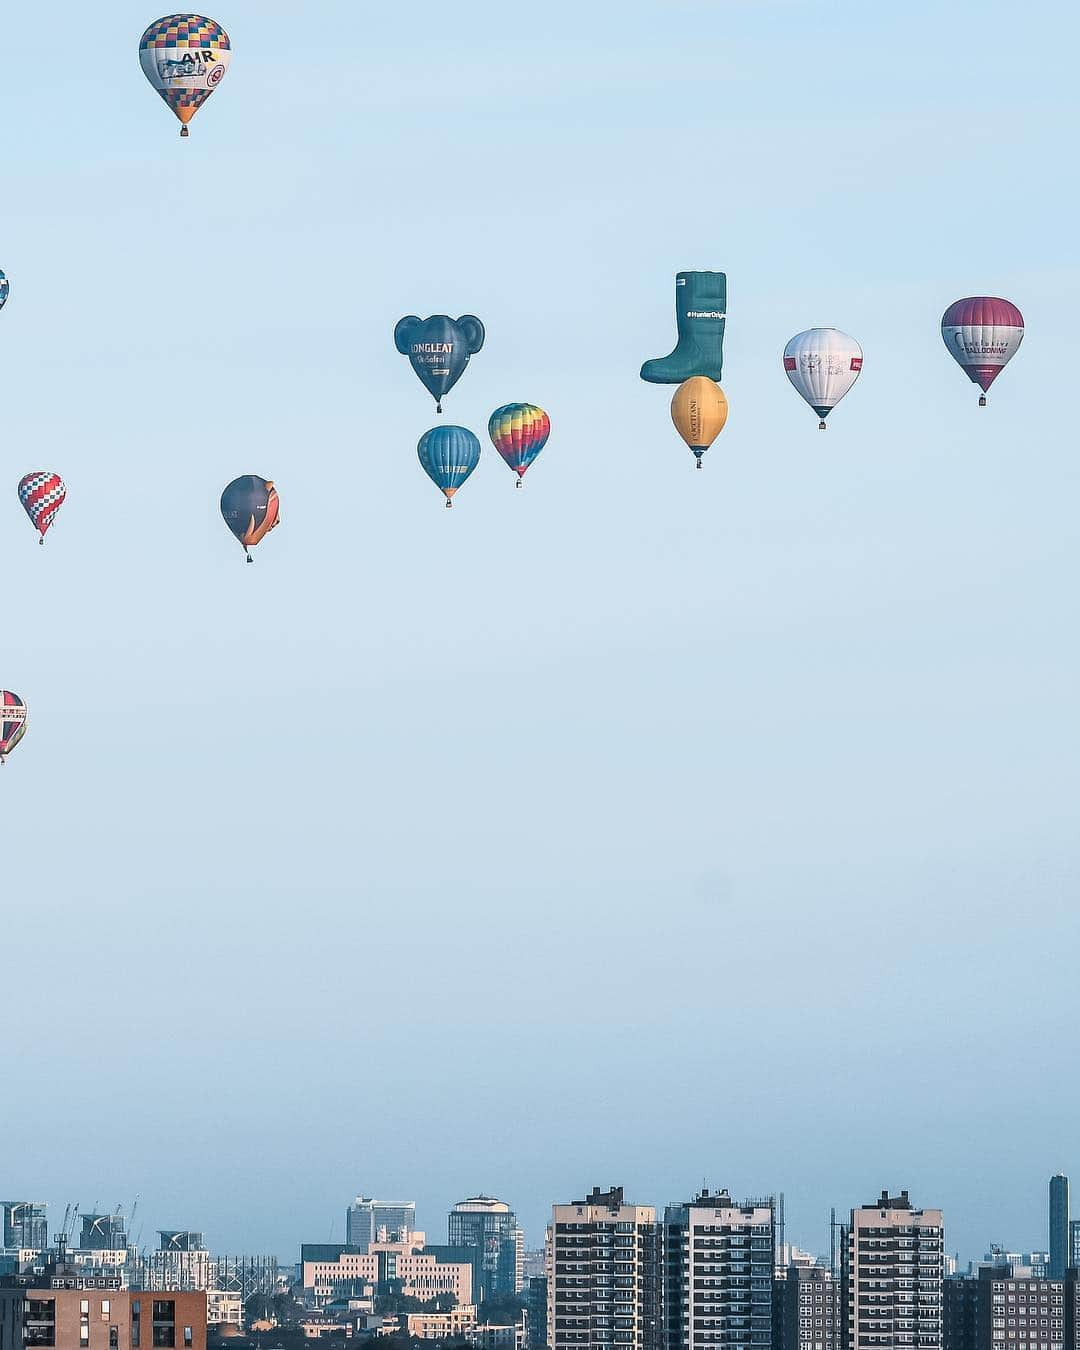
top-left (664, 1188), bottom-right (775, 1350)
top-left (301, 1233), bottom-right (473, 1309)
top-left (846, 1189), bottom-right (944, 1350)
top-left (449, 1197), bottom-right (526, 1299)
top-left (1, 1208), bottom-right (46, 1253)
top-left (80, 1218), bottom-right (127, 1254)
top-left (547, 1184), bottom-right (660, 1350)
top-left (345, 1199), bottom-right (416, 1251)
top-left (1051, 1181), bottom-right (1070, 1281)
top-left (1071, 1227), bottom-right (1080, 1274)
top-left (0, 1281), bottom-right (206, 1350)
top-left (774, 1265), bottom-right (839, 1350)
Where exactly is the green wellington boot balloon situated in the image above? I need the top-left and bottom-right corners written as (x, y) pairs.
top-left (640, 272), bottom-right (727, 384)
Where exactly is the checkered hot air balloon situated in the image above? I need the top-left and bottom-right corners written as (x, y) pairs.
top-left (139, 14), bottom-right (232, 137)
top-left (488, 403), bottom-right (551, 487)
top-left (17, 472), bottom-right (66, 543)
top-left (0, 691), bottom-right (27, 765)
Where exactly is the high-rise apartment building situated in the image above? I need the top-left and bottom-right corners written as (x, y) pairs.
top-left (774, 1265), bottom-right (840, 1350)
top-left (449, 1197), bottom-right (525, 1299)
top-left (846, 1189), bottom-right (944, 1350)
top-left (80, 1216), bottom-right (127, 1253)
top-left (1050, 1180), bottom-right (1070, 1281)
top-left (1, 1206), bottom-right (47, 1252)
top-left (943, 1267), bottom-right (1074, 1350)
top-left (547, 1185), bottom-right (660, 1350)
top-left (663, 1188), bottom-right (775, 1350)
top-left (1070, 1225), bottom-right (1080, 1274)
top-left (345, 1198), bottom-right (416, 1251)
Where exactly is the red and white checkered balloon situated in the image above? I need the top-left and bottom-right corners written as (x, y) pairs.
top-left (17, 471), bottom-right (66, 541)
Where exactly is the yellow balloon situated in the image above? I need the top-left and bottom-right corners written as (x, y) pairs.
top-left (670, 377), bottom-right (728, 467)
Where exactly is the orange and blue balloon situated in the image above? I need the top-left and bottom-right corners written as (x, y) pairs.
top-left (220, 475), bottom-right (279, 561)
top-left (140, 14), bottom-right (232, 137)
top-left (418, 426), bottom-right (481, 508)
top-left (18, 472), bottom-right (66, 544)
top-left (488, 403), bottom-right (550, 487)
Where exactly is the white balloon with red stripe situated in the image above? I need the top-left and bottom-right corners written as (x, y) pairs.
top-left (783, 328), bottom-right (863, 429)
top-left (18, 471), bottom-right (66, 543)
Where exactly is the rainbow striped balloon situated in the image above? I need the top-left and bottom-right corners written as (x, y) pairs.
top-left (488, 403), bottom-right (550, 486)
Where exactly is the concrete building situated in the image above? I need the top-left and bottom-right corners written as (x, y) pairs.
top-left (528, 1277), bottom-right (548, 1350)
top-left (2, 1210), bottom-right (47, 1254)
top-left (79, 1220), bottom-right (127, 1255)
top-left (664, 1188), bottom-right (775, 1350)
top-left (449, 1198), bottom-right (526, 1299)
top-left (774, 1265), bottom-right (839, 1350)
top-left (845, 1189), bottom-right (944, 1350)
top-left (547, 1185), bottom-right (660, 1350)
top-left (0, 1280), bottom-right (207, 1350)
top-left (1050, 1182), bottom-right (1070, 1282)
top-left (406, 1305), bottom-right (480, 1340)
top-left (301, 1234), bottom-right (472, 1310)
top-left (345, 1200), bottom-right (416, 1252)
top-left (943, 1267), bottom-right (1073, 1350)
top-left (1071, 1228), bottom-right (1080, 1275)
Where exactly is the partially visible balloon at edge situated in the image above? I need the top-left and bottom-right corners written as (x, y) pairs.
top-left (0, 691), bottom-right (27, 765)
top-left (670, 377), bottom-right (728, 467)
top-left (488, 403), bottom-right (550, 486)
top-left (0, 270), bottom-right (9, 311)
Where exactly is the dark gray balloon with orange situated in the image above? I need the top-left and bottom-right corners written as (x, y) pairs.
top-left (220, 475), bottom-right (280, 562)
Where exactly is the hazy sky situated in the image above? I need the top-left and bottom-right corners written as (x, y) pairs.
top-left (2, 0), bottom-right (1077, 1266)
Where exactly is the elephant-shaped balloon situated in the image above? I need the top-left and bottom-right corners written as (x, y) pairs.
top-left (394, 314), bottom-right (485, 412)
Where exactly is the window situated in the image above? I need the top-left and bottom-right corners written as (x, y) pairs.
top-left (182, 1331), bottom-right (192, 1348)
top-left (111, 1330), bottom-right (119, 1349)
top-left (81, 1304), bottom-right (90, 1317)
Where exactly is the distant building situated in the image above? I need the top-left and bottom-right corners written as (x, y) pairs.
top-left (205, 1292), bottom-right (242, 1328)
top-left (1050, 1178), bottom-right (1070, 1281)
top-left (301, 1233), bottom-right (472, 1310)
top-left (1071, 1225), bottom-right (1080, 1273)
top-left (547, 1185), bottom-right (660, 1350)
top-left (449, 1197), bottom-right (525, 1299)
top-left (80, 1217), bottom-right (127, 1253)
top-left (1, 1207), bottom-right (46, 1253)
top-left (406, 1305), bottom-right (480, 1340)
top-left (943, 1266), bottom-right (1075, 1350)
top-left (774, 1264), bottom-right (839, 1350)
top-left (0, 1282), bottom-right (206, 1350)
top-left (527, 1276), bottom-right (547, 1350)
top-left (664, 1188), bottom-right (775, 1350)
top-left (845, 1189), bottom-right (944, 1350)
top-left (345, 1199), bottom-right (416, 1252)
top-left (524, 1252), bottom-right (546, 1281)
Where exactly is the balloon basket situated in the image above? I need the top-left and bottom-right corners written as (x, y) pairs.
top-left (180, 125), bottom-right (189, 138)
top-left (979, 395), bottom-right (987, 407)
top-left (695, 458), bottom-right (702, 469)
top-left (818, 420), bottom-right (827, 431)
top-left (445, 499), bottom-right (453, 509)
top-left (515, 478), bottom-right (523, 489)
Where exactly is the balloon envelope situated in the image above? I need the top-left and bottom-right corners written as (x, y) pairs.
top-left (417, 426), bottom-right (481, 505)
top-left (18, 472), bottom-right (67, 541)
top-left (941, 297), bottom-right (1024, 396)
top-left (783, 328), bottom-right (863, 426)
top-left (488, 403), bottom-right (550, 482)
top-left (0, 270), bottom-right (9, 312)
top-left (0, 691), bottom-right (27, 763)
top-left (139, 14), bottom-right (232, 135)
top-left (220, 476), bottom-right (280, 554)
top-left (670, 377), bottom-right (728, 464)
top-left (394, 315), bottom-right (485, 411)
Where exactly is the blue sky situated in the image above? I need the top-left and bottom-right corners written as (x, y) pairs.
top-left (2, 0), bottom-right (1078, 1262)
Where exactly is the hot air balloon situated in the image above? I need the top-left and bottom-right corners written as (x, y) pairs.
top-left (417, 426), bottom-right (481, 507)
top-left (394, 315), bottom-right (485, 413)
top-left (783, 329), bottom-right (863, 429)
top-left (220, 475), bottom-right (279, 561)
top-left (641, 272), bottom-right (727, 384)
top-left (17, 472), bottom-right (66, 544)
top-left (139, 15), bottom-right (232, 137)
top-left (941, 297), bottom-right (1024, 406)
top-left (0, 270), bottom-right (9, 312)
top-left (670, 377), bottom-right (728, 468)
top-left (488, 403), bottom-right (550, 487)
top-left (0, 692), bottom-right (26, 765)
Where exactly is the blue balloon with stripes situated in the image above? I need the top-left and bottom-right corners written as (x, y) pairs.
top-left (417, 426), bottom-right (481, 508)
